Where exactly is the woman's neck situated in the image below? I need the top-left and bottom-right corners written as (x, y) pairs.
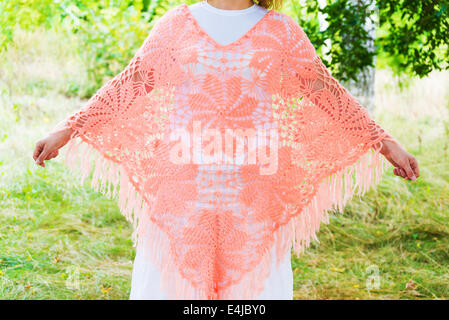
top-left (206, 0), bottom-right (254, 10)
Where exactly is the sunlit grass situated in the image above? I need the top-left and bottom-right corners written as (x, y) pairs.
top-left (0, 28), bottom-right (448, 300)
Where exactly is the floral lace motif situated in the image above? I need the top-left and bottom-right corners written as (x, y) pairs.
top-left (62, 3), bottom-right (391, 299)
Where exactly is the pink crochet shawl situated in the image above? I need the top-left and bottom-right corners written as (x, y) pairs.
top-left (60, 3), bottom-right (392, 299)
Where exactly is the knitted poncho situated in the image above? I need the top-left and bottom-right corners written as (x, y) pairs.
top-left (61, 3), bottom-right (392, 299)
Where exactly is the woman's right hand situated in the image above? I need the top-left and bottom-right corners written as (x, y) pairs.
top-left (33, 126), bottom-right (74, 167)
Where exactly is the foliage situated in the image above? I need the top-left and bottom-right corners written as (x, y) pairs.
top-left (286, 0), bottom-right (449, 82)
top-left (378, 0), bottom-right (449, 78)
top-left (0, 0), bottom-right (62, 51)
top-left (59, 1), bottom-right (154, 96)
top-left (288, 0), bottom-right (379, 82)
top-left (0, 0), bottom-right (170, 95)
top-left (2, 0), bottom-right (448, 90)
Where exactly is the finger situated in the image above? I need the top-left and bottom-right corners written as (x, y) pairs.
top-left (393, 168), bottom-right (400, 176)
top-left (394, 167), bottom-right (407, 179)
top-left (409, 156), bottom-right (419, 178)
top-left (402, 160), bottom-right (416, 180)
top-left (399, 168), bottom-right (408, 179)
top-left (36, 146), bottom-right (50, 167)
top-left (33, 142), bottom-right (44, 161)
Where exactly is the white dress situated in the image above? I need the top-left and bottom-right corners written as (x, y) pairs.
top-left (129, 0), bottom-right (293, 300)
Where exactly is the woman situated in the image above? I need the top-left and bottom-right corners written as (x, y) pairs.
top-left (33, 0), bottom-right (419, 300)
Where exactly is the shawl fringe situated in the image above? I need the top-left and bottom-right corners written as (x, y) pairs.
top-left (289, 141), bottom-right (389, 258)
top-left (63, 136), bottom-right (389, 299)
top-left (64, 136), bottom-right (151, 245)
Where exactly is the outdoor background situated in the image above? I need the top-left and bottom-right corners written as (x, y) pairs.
top-left (0, 0), bottom-right (448, 299)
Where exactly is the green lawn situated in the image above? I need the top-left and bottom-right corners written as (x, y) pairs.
top-left (0, 28), bottom-right (448, 300)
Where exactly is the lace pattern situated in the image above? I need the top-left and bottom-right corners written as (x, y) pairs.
top-left (61, 4), bottom-right (392, 299)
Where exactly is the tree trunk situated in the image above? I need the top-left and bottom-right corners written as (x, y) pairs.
top-left (341, 0), bottom-right (378, 112)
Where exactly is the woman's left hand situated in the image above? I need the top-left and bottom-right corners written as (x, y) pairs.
top-left (379, 135), bottom-right (419, 181)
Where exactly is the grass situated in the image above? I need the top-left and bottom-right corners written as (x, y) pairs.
top-left (0, 28), bottom-right (448, 300)
top-left (0, 164), bottom-right (133, 299)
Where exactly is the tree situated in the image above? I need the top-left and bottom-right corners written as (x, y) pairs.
top-left (286, 0), bottom-right (449, 109)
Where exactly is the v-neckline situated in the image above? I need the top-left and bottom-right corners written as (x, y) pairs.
top-left (181, 3), bottom-right (273, 50)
